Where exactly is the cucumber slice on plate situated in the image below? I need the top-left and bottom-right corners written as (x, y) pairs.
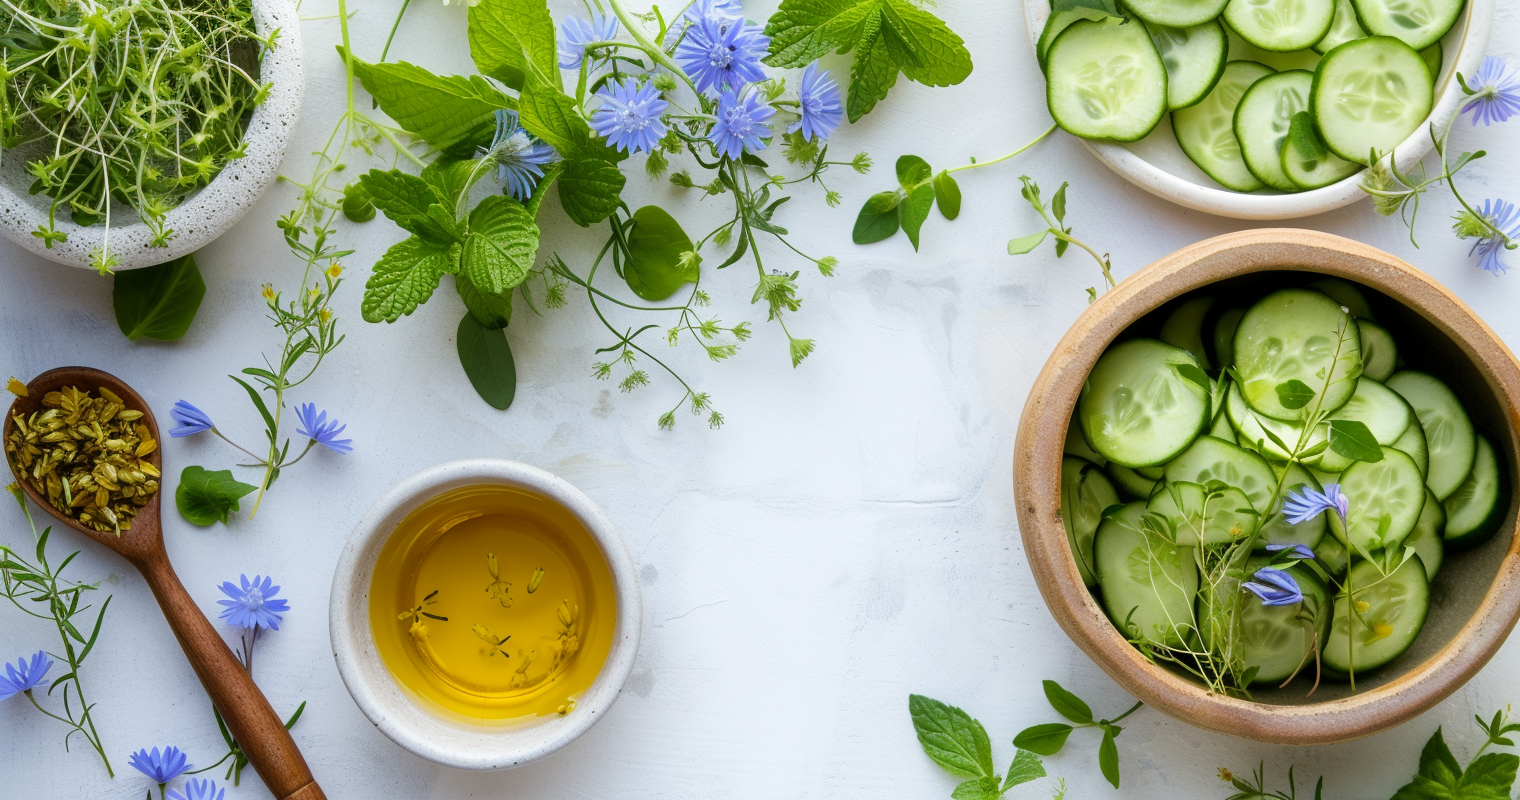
top-left (1318, 378), bottom-right (1413, 473)
top-left (1323, 555), bottom-right (1430, 675)
top-left (1148, 480), bottom-right (1261, 546)
top-left (1095, 501), bottom-right (1199, 648)
top-left (1260, 462), bottom-right (1329, 549)
top-left (1281, 110), bottom-right (1361, 189)
top-left (1350, 0), bottom-right (1466, 51)
top-left (1161, 296), bottom-right (1218, 368)
top-left (1309, 277), bottom-right (1375, 319)
top-left (1313, 0), bottom-right (1367, 53)
top-left (1039, 7), bottom-right (1116, 70)
top-left (1357, 319), bottom-right (1398, 381)
top-left (1165, 435), bottom-right (1279, 513)
top-left (1404, 487), bottom-right (1446, 580)
top-left (1420, 41), bottom-right (1443, 81)
top-left (1125, 0), bottom-right (1231, 29)
top-left (1234, 288), bottom-right (1363, 421)
top-left (1329, 446), bottom-right (1427, 552)
top-left (1148, 20), bottom-right (1230, 110)
top-left (1079, 338), bottom-right (1210, 468)
top-left (1392, 414), bottom-right (1429, 477)
top-left (1386, 370), bottom-right (1476, 500)
top-left (1312, 36), bottom-right (1434, 165)
top-left (1063, 457), bottom-right (1121, 587)
top-left (1209, 408), bottom-right (1237, 440)
top-left (1200, 557), bottom-right (1332, 685)
top-left (1443, 434), bottom-right (1507, 550)
top-left (1109, 463), bottom-right (1163, 499)
top-left (1224, 0), bottom-right (1336, 52)
top-left (1046, 18), bottom-right (1169, 142)
top-left (1234, 70), bottom-right (1316, 191)
top-left (1175, 60), bottom-right (1276, 191)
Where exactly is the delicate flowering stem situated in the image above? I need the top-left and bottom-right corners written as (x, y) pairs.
top-left (604, 0), bottom-right (698, 93)
top-left (945, 123), bottom-right (1058, 175)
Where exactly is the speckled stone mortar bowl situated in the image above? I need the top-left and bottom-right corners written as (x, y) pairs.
top-left (329, 459), bottom-right (642, 770)
top-left (1014, 229), bottom-right (1520, 744)
top-left (1022, 1), bottom-right (1495, 220)
top-left (0, 0), bottom-right (304, 270)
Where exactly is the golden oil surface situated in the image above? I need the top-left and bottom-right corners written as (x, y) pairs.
top-left (370, 484), bottom-right (615, 723)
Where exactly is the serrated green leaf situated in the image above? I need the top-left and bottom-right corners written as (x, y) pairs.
top-left (1098, 726), bottom-right (1121, 788)
top-left (880, 0), bottom-right (973, 85)
top-left (519, 79), bottom-right (590, 157)
top-left (359, 169), bottom-right (455, 243)
top-left (457, 313), bottom-right (517, 410)
top-left (853, 191), bottom-right (901, 243)
top-left (421, 158), bottom-right (479, 209)
top-left (463, 195), bottom-right (539, 295)
top-left (1004, 749), bottom-right (1046, 790)
top-left (898, 182), bottom-right (935, 251)
top-left (1042, 680), bottom-right (1094, 723)
top-left (847, 26), bottom-right (899, 122)
top-left (1328, 420), bottom-right (1384, 463)
top-left (624, 206), bottom-right (700, 301)
top-left (934, 171), bottom-right (962, 220)
top-left (456, 272), bottom-right (514, 330)
top-left (559, 155), bottom-right (626, 226)
top-left (763, 0), bottom-right (875, 68)
top-left (1008, 230), bottom-right (1049, 255)
top-left (362, 237), bottom-right (459, 323)
top-left (1013, 723), bottom-right (1073, 755)
top-left (348, 53), bottom-right (513, 150)
top-left (1276, 379), bottom-right (1316, 410)
top-left (908, 694), bottom-right (995, 779)
top-left (896, 154), bottom-right (932, 189)
top-left (1456, 753), bottom-right (1519, 799)
top-left (467, 0), bottom-right (559, 90)
top-left (951, 777), bottom-right (1001, 800)
top-left (113, 253), bottom-right (205, 341)
top-left (175, 467), bottom-right (256, 527)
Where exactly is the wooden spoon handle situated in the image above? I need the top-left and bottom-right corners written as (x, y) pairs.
top-left (139, 554), bottom-right (325, 800)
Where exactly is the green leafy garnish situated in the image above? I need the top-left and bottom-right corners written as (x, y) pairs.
top-left (176, 467), bottom-right (257, 527)
top-left (1275, 379), bottom-right (1317, 410)
top-left (909, 694), bottom-right (1048, 799)
top-left (112, 254), bottom-right (206, 342)
top-left (1010, 680), bottom-right (1141, 789)
top-left (623, 206), bottom-right (700, 301)
top-left (457, 313), bottom-right (518, 410)
top-left (1327, 419), bottom-right (1385, 463)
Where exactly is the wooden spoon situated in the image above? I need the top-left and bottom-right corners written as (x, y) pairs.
top-left (4, 367), bottom-right (325, 800)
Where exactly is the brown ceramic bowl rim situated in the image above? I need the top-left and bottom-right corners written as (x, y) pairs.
top-left (1013, 229), bottom-right (1520, 744)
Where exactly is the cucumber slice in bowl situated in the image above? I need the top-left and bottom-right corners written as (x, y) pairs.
top-left (1065, 410), bottom-right (1109, 466)
top-left (1323, 555), bottom-right (1430, 676)
top-left (1318, 378), bottom-right (1413, 473)
top-left (1227, 381), bottom-right (1326, 462)
top-left (1405, 487), bottom-right (1446, 580)
top-left (1225, 0), bottom-right (1336, 52)
top-left (1046, 18), bottom-right (1169, 142)
top-left (1108, 463), bottom-right (1163, 499)
top-left (1160, 296), bottom-right (1218, 367)
top-left (1095, 501), bottom-right (1199, 648)
top-left (1234, 70), bottom-right (1317, 191)
top-left (1442, 434), bottom-right (1507, 550)
top-left (1063, 457), bottom-right (1121, 587)
top-left (1175, 60), bottom-right (1276, 191)
top-left (1329, 446), bottom-right (1427, 553)
top-left (1314, 0), bottom-right (1368, 53)
top-left (1392, 414), bottom-right (1429, 477)
top-left (1260, 462), bottom-right (1329, 549)
top-left (1311, 36), bottom-right (1434, 165)
top-left (1079, 338), bottom-right (1211, 468)
top-left (1125, 0), bottom-right (1231, 29)
top-left (1165, 434), bottom-right (1279, 514)
top-left (1350, 0), bottom-right (1466, 51)
top-left (1234, 288), bottom-right (1363, 421)
top-left (1147, 480), bottom-right (1261, 546)
top-left (1357, 319), bottom-right (1398, 381)
top-left (1281, 110), bottom-right (1361, 189)
top-left (1200, 557), bottom-right (1333, 686)
top-left (1148, 20), bottom-right (1230, 110)
top-left (1387, 370), bottom-right (1475, 500)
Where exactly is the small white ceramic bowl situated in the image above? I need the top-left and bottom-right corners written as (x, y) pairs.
top-left (1022, 0), bottom-right (1495, 220)
top-left (0, 0), bottom-right (303, 270)
top-left (329, 460), bottom-right (642, 770)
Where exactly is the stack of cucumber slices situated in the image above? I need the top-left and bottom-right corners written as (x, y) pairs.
top-left (1039, 0), bottom-right (1463, 192)
top-left (1060, 276), bottom-right (1509, 688)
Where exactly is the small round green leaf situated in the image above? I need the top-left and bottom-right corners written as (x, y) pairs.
top-left (853, 191), bottom-right (903, 244)
top-left (624, 205), bottom-right (700, 301)
top-left (342, 181), bottom-right (376, 222)
top-left (896, 154), bottom-right (933, 189)
top-left (113, 253), bottom-right (206, 342)
top-left (176, 466), bottom-right (256, 527)
top-left (933, 171), bottom-right (962, 220)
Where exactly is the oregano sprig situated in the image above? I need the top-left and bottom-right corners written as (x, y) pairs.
top-left (1012, 680), bottom-right (1142, 789)
top-left (1008, 177), bottom-right (1117, 301)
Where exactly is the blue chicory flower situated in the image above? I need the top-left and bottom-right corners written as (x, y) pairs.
top-left (217, 574), bottom-right (290, 631)
top-left (590, 79), bottom-right (669, 154)
top-left (1462, 56), bottom-right (1520, 127)
top-left (480, 110), bottom-right (557, 202)
top-left (168, 778), bottom-right (226, 800)
top-left (1265, 543), bottom-right (1316, 561)
top-left (1243, 567), bottom-right (1304, 607)
top-left (294, 403), bottom-right (352, 454)
top-left (674, 12), bottom-right (769, 96)
top-left (1282, 483), bottom-right (1349, 525)
top-left (168, 401), bottom-right (215, 438)
top-left (709, 86), bottom-right (775, 159)
top-left (129, 746), bottom-right (192, 784)
top-left (1462, 198), bottom-right (1520, 275)
top-left (0, 651), bottom-right (52, 700)
top-left (790, 61), bottom-right (842, 142)
top-left (662, 0), bottom-right (743, 48)
top-left (557, 10), bottom-right (620, 70)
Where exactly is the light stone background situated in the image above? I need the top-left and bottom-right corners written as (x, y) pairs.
top-left (4, 1), bottom-right (1520, 798)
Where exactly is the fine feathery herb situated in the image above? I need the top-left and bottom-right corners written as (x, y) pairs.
top-left (0, 0), bottom-right (270, 273)
top-left (112, 255), bottom-right (207, 342)
top-left (1008, 177), bottom-right (1116, 302)
top-left (909, 694), bottom-right (1053, 800)
top-left (762, 0), bottom-right (974, 121)
top-left (1011, 680), bottom-right (1142, 789)
top-left (0, 484), bottom-right (113, 776)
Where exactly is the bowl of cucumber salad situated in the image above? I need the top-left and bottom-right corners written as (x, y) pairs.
top-left (1025, 0), bottom-right (1494, 220)
top-left (1015, 229), bottom-right (1520, 744)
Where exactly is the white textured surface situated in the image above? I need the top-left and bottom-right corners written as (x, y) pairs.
top-left (3, 1), bottom-right (1520, 798)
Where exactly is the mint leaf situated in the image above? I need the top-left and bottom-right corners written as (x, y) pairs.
top-left (1013, 722), bottom-right (1073, 755)
top-left (1456, 753), bottom-right (1519, 800)
top-left (1008, 230), bottom-right (1049, 255)
top-left (1276, 379), bottom-right (1316, 410)
top-left (456, 272), bottom-right (514, 330)
top-left (882, 0), bottom-right (973, 85)
top-left (1098, 726), bottom-right (1121, 788)
top-left (624, 206), bottom-right (700, 301)
top-left (898, 182), bottom-right (935, 251)
top-left (113, 253), bottom-right (205, 341)
top-left (457, 313), bottom-right (517, 410)
top-left (1042, 680), bottom-right (1094, 723)
top-left (950, 777), bottom-right (1001, 800)
top-left (463, 195), bottom-right (539, 295)
top-left (908, 694), bottom-right (995, 779)
top-left (559, 155), bottom-right (626, 226)
top-left (763, 0), bottom-right (873, 68)
top-left (176, 466), bottom-right (256, 527)
top-left (847, 27), bottom-right (900, 122)
top-left (362, 238), bottom-right (459, 323)
top-left (468, 0), bottom-right (558, 91)
top-left (853, 191), bottom-right (901, 243)
top-left (934, 171), bottom-right (962, 220)
top-left (1004, 749), bottom-right (1046, 790)
top-left (349, 54), bottom-right (512, 150)
top-left (519, 79), bottom-right (591, 157)
top-left (1328, 420), bottom-right (1384, 463)
top-left (358, 169), bottom-right (457, 243)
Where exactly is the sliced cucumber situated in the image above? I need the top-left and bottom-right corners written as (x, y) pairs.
top-left (1125, 0), bottom-right (1232, 29)
top-left (1405, 487), bottom-right (1446, 580)
top-left (1392, 414), bottom-right (1429, 477)
top-left (1225, 0), bottom-right (1336, 52)
top-left (1234, 70), bottom-right (1316, 191)
top-left (1209, 406), bottom-right (1237, 439)
top-left (1234, 288), bottom-right (1363, 421)
top-left (1165, 435), bottom-right (1278, 514)
top-left (1443, 435), bottom-right (1507, 550)
top-left (1046, 18), bottom-right (1169, 142)
top-left (1175, 60), bottom-right (1276, 191)
top-left (1314, 0), bottom-right (1367, 53)
top-left (1329, 446), bottom-right (1427, 553)
top-left (1065, 410), bottom-right (1109, 466)
top-left (1420, 41), bottom-right (1443, 82)
top-left (1315, 534), bottom-right (1350, 576)
top-left (1148, 20), bottom-right (1230, 110)
top-left (1227, 27), bottom-right (1323, 71)
top-left (1161, 296), bottom-right (1217, 368)
top-left (1211, 306), bottom-right (1247, 368)
top-left (1357, 319), bottom-right (1398, 381)
top-left (1350, 0), bottom-right (1465, 51)
top-left (1148, 481), bottom-right (1261, 546)
top-left (1309, 277), bottom-right (1375, 318)
top-left (1039, 7), bottom-right (1116, 70)
top-left (1063, 457), bottom-right (1121, 587)
top-left (1323, 556), bottom-right (1430, 675)
top-left (1260, 462), bottom-right (1329, 549)
top-left (1095, 501), bottom-right (1200, 648)
top-left (1387, 371), bottom-right (1475, 500)
top-left (1109, 463), bottom-right (1162, 499)
top-left (1281, 110), bottom-right (1361, 189)
top-left (1228, 381), bottom-right (1326, 462)
top-left (1318, 378), bottom-right (1413, 473)
top-left (1079, 338), bottom-right (1210, 468)
top-left (1312, 36), bottom-right (1434, 165)
top-left (1200, 557), bottom-right (1332, 685)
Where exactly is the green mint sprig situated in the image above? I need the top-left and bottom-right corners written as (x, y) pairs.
top-left (909, 694), bottom-right (1051, 800)
top-left (1008, 178), bottom-right (1116, 301)
top-left (1012, 680), bottom-right (1142, 789)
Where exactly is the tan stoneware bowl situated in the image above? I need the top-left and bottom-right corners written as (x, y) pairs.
top-left (1014, 229), bottom-right (1520, 744)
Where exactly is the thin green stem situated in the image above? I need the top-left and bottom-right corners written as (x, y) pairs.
top-left (946, 123), bottom-right (1058, 175)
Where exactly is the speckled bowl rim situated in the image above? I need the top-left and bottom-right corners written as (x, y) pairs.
top-left (0, 0), bottom-right (304, 270)
top-left (1021, 0), bottom-right (1495, 220)
top-left (1013, 229), bottom-right (1520, 744)
top-left (328, 459), bottom-right (643, 770)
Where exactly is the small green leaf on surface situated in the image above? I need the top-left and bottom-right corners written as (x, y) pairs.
top-left (341, 181), bottom-right (376, 223)
top-left (1003, 749), bottom-right (1047, 789)
top-left (463, 195), bottom-right (540, 295)
top-left (934, 171), bottom-right (962, 220)
top-left (951, 777), bottom-right (1001, 800)
top-left (899, 183), bottom-right (937, 251)
top-left (176, 466), bottom-right (256, 527)
top-left (1008, 230), bottom-right (1049, 255)
top-left (854, 191), bottom-right (903, 244)
top-left (457, 313), bottom-right (517, 410)
top-left (624, 206), bottom-right (700, 301)
top-left (897, 155), bottom-right (933, 190)
top-left (559, 154), bottom-right (627, 226)
top-left (1042, 680), bottom-right (1094, 723)
top-left (1012, 722), bottom-right (1073, 755)
top-left (1275, 379), bottom-right (1317, 410)
top-left (113, 253), bottom-right (205, 341)
top-left (1098, 727), bottom-right (1121, 788)
top-left (1328, 419), bottom-right (1384, 463)
top-left (909, 694), bottom-right (996, 779)
top-left (362, 238), bottom-right (460, 323)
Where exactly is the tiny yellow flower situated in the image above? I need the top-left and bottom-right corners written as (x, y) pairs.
top-left (6, 377), bottom-right (29, 398)
top-left (1218, 768), bottom-right (1234, 783)
top-left (261, 284), bottom-right (275, 301)
top-left (319, 307), bottom-right (332, 323)
top-left (327, 263), bottom-right (343, 278)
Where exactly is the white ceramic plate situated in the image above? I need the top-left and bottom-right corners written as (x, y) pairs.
top-left (1023, 0), bottom-right (1494, 220)
top-left (0, 0), bottom-right (304, 270)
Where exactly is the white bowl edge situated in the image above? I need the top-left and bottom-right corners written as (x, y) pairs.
top-left (1022, 0), bottom-right (1496, 220)
top-left (328, 459), bottom-right (643, 770)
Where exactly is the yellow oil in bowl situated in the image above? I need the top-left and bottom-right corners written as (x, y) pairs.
top-left (369, 484), bottom-right (616, 723)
